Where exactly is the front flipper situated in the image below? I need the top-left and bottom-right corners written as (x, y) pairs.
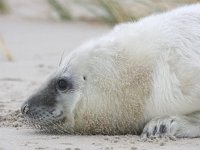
top-left (141, 111), bottom-right (200, 138)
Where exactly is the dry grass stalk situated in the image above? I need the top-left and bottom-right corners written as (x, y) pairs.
top-left (0, 37), bottom-right (13, 61)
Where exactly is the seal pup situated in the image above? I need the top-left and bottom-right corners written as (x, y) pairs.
top-left (21, 4), bottom-right (200, 138)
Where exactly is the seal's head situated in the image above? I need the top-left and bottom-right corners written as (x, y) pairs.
top-left (21, 37), bottom-right (116, 133)
top-left (21, 32), bottom-right (151, 134)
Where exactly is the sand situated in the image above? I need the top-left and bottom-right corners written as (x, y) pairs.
top-left (0, 16), bottom-right (200, 150)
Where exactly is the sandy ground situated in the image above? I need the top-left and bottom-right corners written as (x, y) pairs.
top-left (0, 16), bottom-right (200, 150)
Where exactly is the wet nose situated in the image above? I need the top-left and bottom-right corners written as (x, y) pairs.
top-left (21, 102), bottom-right (30, 115)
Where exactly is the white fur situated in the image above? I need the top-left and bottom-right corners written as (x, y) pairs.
top-left (58, 4), bottom-right (200, 135)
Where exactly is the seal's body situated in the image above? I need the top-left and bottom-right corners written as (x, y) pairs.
top-left (22, 4), bottom-right (200, 138)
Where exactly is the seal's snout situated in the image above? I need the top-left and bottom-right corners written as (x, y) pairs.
top-left (20, 77), bottom-right (71, 133)
top-left (21, 102), bottom-right (30, 115)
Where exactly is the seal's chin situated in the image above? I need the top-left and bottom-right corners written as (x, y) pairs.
top-left (27, 117), bottom-right (70, 134)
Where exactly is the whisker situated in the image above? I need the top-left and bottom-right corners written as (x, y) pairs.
top-left (59, 50), bottom-right (66, 67)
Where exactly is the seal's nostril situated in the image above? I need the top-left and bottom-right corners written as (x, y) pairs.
top-left (21, 103), bottom-right (30, 115)
top-left (52, 110), bottom-right (63, 117)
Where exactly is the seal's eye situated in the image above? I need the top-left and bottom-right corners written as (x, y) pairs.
top-left (57, 79), bottom-right (69, 91)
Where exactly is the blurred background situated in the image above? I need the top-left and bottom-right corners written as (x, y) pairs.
top-left (0, 0), bottom-right (199, 62)
top-left (0, 0), bottom-right (200, 24)
top-left (0, 0), bottom-right (200, 61)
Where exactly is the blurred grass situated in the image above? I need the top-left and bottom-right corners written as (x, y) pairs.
top-left (48, 0), bottom-right (200, 25)
top-left (75, 0), bottom-right (133, 25)
top-left (47, 0), bottom-right (71, 20)
top-left (0, 0), bottom-right (8, 13)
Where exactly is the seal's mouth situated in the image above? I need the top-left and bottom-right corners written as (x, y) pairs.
top-left (21, 104), bottom-right (69, 134)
